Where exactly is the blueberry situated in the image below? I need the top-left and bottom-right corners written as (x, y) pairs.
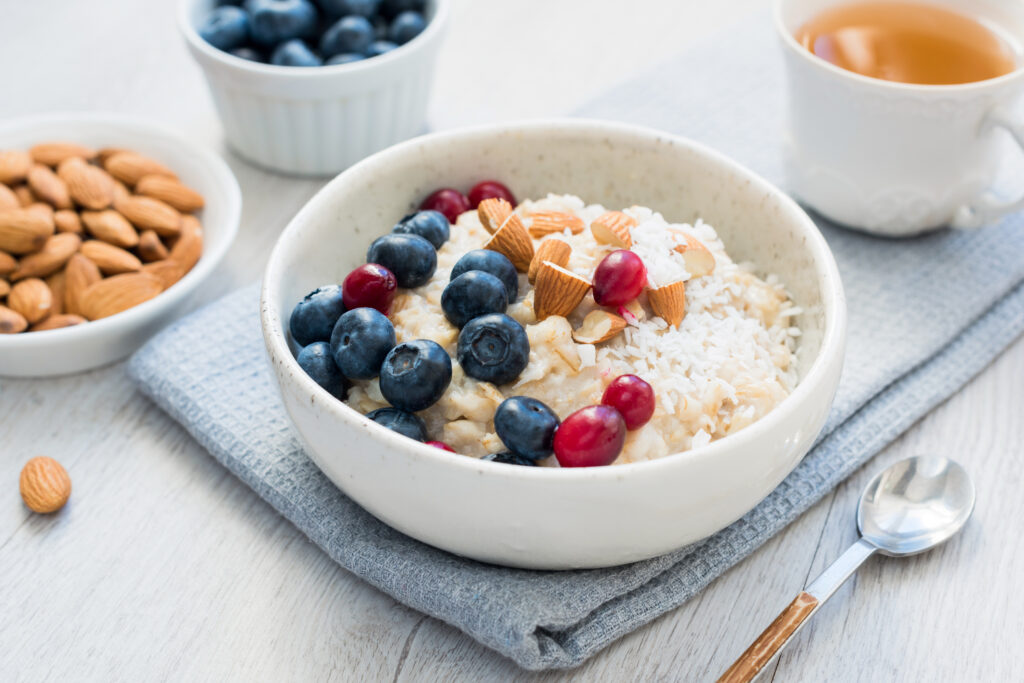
top-left (270, 39), bottom-right (323, 66)
top-left (392, 210), bottom-right (449, 249)
top-left (320, 15), bottom-right (374, 58)
top-left (330, 308), bottom-right (396, 379)
top-left (388, 10), bottom-right (426, 44)
top-left (297, 341), bottom-right (349, 400)
top-left (481, 451), bottom-right (538, 467)
top-left (380, 0), bottom-right (425, 19)
top-left (373, 17), bottom-right (389, 40)
top-left (217, 0), bottom-right (245, 5)
top-left (230, 46), bottom-right (265, 61)
top-left (457, 313), bottom-right (529, 385)
top-left (290, 285), bottom-right (346, 346)
top-left (199, 6), bottom-right (250, 51)
top-left (494, 396), bottom-right (559, 460)
top-left (326, 52), bottom-right (364, 65)
top-left (450, 249), bottom-right (518, 302)
top-left (245, 0), bottom-right (318, 46)
top-left (441, 271), bottom-right (508, 328)
top-left (366, 233), bottom-right (437, 288)
top-left (379, 340), bottom-right (452, 412)
top-left (366, 407), bottom-right (427, 442)
top-left (315, 0), bottom-right (379, 18)
top-left (364, 40), bottom-right (398, 57)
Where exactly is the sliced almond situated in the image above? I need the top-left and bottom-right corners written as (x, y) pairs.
top-left (672, 233), bottom-right (716, 277)
top-left (0, 304), bottom-right (27, 333)
top-left (527, 211), bottom-right (585, 238)
top-left (64, 253), bottom-right (102, 315)
top-left (13, 185), bottom-right (34, 207)
top-left (135, 175), bottom-right (205, 213)
top-left (54, 209), bottom-right (83, 235)
top-left (104, 152), bottom-right (177, 187)
top-left (79, 272), bottom-right (163, 321)
top-left (534, 261), bottom-right (591, 320)
top-left (27, 164), bottom-right (72, 210)
top-left (142, 259), bottom-right (185, 290)
top-left (29, 142), bottom-right (95, 167)
top-left (114, 195), bottom-right (181, 237)
top-left (0, 208), bottom-right (55, 254)
top-left (648, 281), bottom-right (687, 327)
top-left (168, 215), bottom-right (202, 271)
top-left (528, 238), bottom-right (571, 285)
top-left (0, 184), bottom-right (19, 211)
top-left (58, 157), bottom-right (115, 210)
top-left (81, 209), bottom-right (139, 248)
top-left (590, 211), bottom-right (635, 248)
top-left (30, 313), bottom-right (86, 332)
top-left (10, 233), bottom-right (81, 281)
top-left (477, 197), bottom-right (514, 234)
top-left (7, 278), bottom-right (53, 324)
top-left (483, 214), bottom-right (533, 272)
top-left (0, 150), bottom-right (32, 185)
top-left (137, 229), bottom-right (169, 263)
top-left (0, 251), bottom-right (15, 278)
top-left (572, 310), bottom-right (628, 344)
top-left (45, 269), bottom-right (65, 315)
top-left (80, 240), bottom-right (142, 275)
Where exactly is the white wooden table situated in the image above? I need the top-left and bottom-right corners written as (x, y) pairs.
top-left (2, 1), bottom-right (1022, 680)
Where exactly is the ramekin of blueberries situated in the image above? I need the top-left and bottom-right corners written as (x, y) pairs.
top-left (288, 181), bottom-right (657, 469)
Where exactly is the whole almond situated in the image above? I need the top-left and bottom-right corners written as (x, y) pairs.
top-left (478, 198), bottom-right (514, 234)
top-left (81, 209), bottom-right (139, 248)
top-left (590, 211), bottom-right (636, 248)
top-left (19, 456), bottom-right (71, 513)
top-left (527, 211), bottom-right (585, 238)
top-left (534, 261), bottom-right (592, 320)
top-left (30, 142), bottom-right (95, 167)
top-left (104, 152), bottom-right (177, 187)
top-left (483, 214), bottom-right (534, 272)
top-left (8, 277), bottom-right (53, 323)
top-left (54, 209), bottom-right (83, 234)
top-left (13, 185), bottom-right (35, 207)
top-left (80, 240), bottom-right (142, 275)
top-left (114, 195), bottom-right (181, 237)
top-left (0, 184), bottom-right (19, 211)
top-left (648, 281), bottom-right (687, 327)
top-left (135, 175), bottom-right (205, 213)
top-left (528, 238), bottom-right (571, 284)
top-left (27, 164), bottom-right (72, 210)
top-left (10, 233), bottom-right (81, 280)
top-left (97, 147), bottom-right (132, 165)
top-left (0, 250), bottom-right (15, 277)
top-left (137, 229), bottom-right (169, 262)
top-left (142, 259), bottom-right (185, 290)
top-left (168, 215), bottom-right (203, 271)
top-left (45, 269), bottom-right (65, 315)
top-left (0, 150), bottom-right (32, 185)
top-left (30, 313), bottom-right (86, 332)
top-left (0, 208), bottom-right (55, 254)
top-left (79, 272), bottom-right (163, 320)
top-left (26, 202), bottom-right (55, 222)
top-left (0, 304), bottom-right (27, 333)
top-left (64, 253), bottom-right (102, 315)
top-left (0, 278), bottom-right (9, 298)
top-left (58, 157), bottom-right (115, 210)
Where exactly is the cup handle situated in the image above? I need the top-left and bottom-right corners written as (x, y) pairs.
top-left (951, 106), bottom-right (1024, 229)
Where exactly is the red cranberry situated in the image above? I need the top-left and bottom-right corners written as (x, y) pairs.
top-left (592, 250), bottom-right (647, 307)
top-left (467, 180), bottom-right (516, 208)
top-left (342, 264), bottom-right (397, 315)
top-left (553, 405), bottom-right (626, 467)
top-left (420, 188), bottom-right (470, 224)
top-left (601, 375), bottom-right (655, 430)
top-left (426, 441), bottom-right (455, 452)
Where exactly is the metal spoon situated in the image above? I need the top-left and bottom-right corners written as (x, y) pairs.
top-left (718, 455), bottom-right (976, 683)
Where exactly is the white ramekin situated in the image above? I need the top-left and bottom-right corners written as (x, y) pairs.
top-left (178, 0), bottom-right (449, 176)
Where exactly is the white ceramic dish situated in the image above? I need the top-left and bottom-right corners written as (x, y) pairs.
top-left (178, 0), bottom-right (450, 176)
top-left (0, 113), bottom-right (241, 378)
top-left (261, 120), bottom-right (847, 569)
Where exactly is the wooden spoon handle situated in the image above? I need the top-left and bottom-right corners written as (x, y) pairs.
top-left (717, 591), bottom-right (819, 683)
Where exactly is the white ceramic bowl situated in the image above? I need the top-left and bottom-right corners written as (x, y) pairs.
top-left (0, 113), bottom-right (240, 378)
top-left (261, 120), bottom-right (847, 569)
top-left (178, 0), bottom-right (450, 176)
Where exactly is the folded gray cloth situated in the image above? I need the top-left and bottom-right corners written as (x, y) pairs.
top-left (128, 14), bottom-right (1024, 670)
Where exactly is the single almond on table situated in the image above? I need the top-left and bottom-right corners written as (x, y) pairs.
top-left (648, 281), bottom-right (687, 327)
top-left (64, 253), bottom-right (102, 315)
top-left (483, 214), bottom-right (534, 272)
top-left (0, 184), bottom-right (19, 211)
top-left (590, 211), bottom-right (636, 248)
top-left (169, 215), bottom-right (203, 271)
top-left (0, 303), bottom-right (27, 333)
top-left (572, 310), bottom-right (628, 344)
top-left (30, 142), bottom-right (95, 167)
top-left (104, 152), bottom-right (177, 187)
top-left (58, 157), bottom-right (115, 210)
top-left (80, 240), bottom-right (142, 275)
top-left (478, 198), bottom-right (515, 234)
top-left (79, 272), bottom-right (163, 321)
top-left (19, 456), bottom-right (71, 514)
top-left (0, 150), bottom-right (32, 185)
top-left (534, 261), bottom-right (592, 320)
top-left (81, 209), bottom-right (139, 248)
top-left (27, 164), bottom-right (73, 210)
top-left (672, 233), bottom-right (716, 277)
top-left (0, 208), bottom-right (54, 254)
top-left (30, 313), bottom-right (86, 331)
top-left (135, 174), bottom-right (205, 213)
top-left (527, 211), bottom-right (585, 238)
top-left (114, 195), bottom-right (181, 237)
top-left (137, 229), bottom-right (169, 263)
top-left (13, 185), bottom-right (34, 207)
top-left (10, 233), bottom-right (81, 280)
top-left (0, 278), bottom-right (9, 298)
top-left (45, 269), bottom-right (65, 315)
top-left (7, 277), bottom-right (53, 323)
top-left (0, 250), bottom-right (16, 277)
top-left (142, 259), bottom-right (185, 290)
top-left (54, 209), bottom-right (83, 234)
top-left (528, 238), bottom-right (571, 284)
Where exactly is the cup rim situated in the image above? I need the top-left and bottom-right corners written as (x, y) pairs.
top-left (772, 0), bottom-right (1024, 93)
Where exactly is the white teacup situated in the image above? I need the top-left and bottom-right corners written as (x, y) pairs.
top-left (775, 0), bottom-right (1024, 236)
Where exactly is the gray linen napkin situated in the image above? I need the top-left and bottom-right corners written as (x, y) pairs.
top-left (128, 14), bottom-right (1024, 670)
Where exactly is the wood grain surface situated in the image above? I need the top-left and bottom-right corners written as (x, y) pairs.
top-left (2, 1), bottom-right (1023, 681)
